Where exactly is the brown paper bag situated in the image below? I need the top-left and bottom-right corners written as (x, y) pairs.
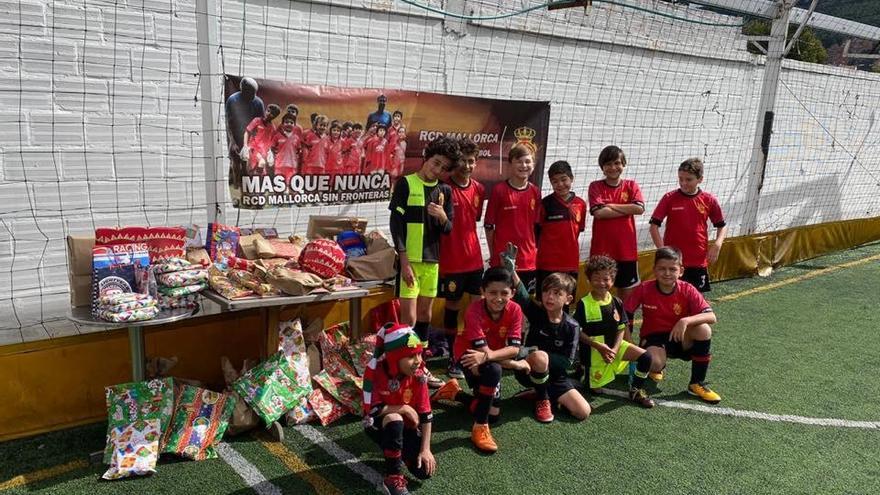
top-left (66, 235), bottom-right (95, 307)
top-left (267, 267), bottom-right (323, 296)
top-left (186, 247), bottom-right (211, 266)
top-left (222, 356), bottom-right (259, 436)
top-left (238, 233), bottom-right (265, 260)
top-left (254, 237), bottom-right (276, 259)
top-left (346, 247), bottom-right (397, 281)
top-left (365, 231), bottom-right (392, 255)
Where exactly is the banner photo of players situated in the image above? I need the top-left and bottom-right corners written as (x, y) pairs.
top-left (224, 75), bottom-right (551, 208)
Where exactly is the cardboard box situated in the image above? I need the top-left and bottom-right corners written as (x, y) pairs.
top-left (306, 216), bottom-right (367, 240)
top-left (66, 235), bottom-right (95, 307)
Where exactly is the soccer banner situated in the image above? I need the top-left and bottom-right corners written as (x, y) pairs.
top-left (224, 75), bottom-right (551, 208)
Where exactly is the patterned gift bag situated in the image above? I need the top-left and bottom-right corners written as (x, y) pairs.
top-left (103, 378), bottom-right (174, 464)
top-left (102, 419), bottom-right (161, 480)
top-left (307, 388), bottom-right (346, 426)
top-left (313, 369), bottom-right (363, 414)
top-left (347, 333), bottom-right (377, 377)
top-left (232, 352), bottom-right (310, 425)
top-left (319, 322), bottom-right (358, 377)
top-left (163, 385), bottom-right (236, 460)
top-left (279, 319), bottom-right (315, 424)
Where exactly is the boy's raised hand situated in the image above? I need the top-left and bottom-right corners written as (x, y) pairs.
top-left (500, 242), bottom-right (518, 273)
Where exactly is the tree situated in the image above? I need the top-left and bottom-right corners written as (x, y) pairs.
top-left (743, 20), bottom-right (828, 64)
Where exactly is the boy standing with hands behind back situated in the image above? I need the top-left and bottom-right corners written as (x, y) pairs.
top-left (649, 158), bottom-right (727, 292)
top-left (484, 144), bottom-right (541, 294)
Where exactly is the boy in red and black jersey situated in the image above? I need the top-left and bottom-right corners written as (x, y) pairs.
top-left (484, 143), bottom-right (541, 294)
top-left (433, 267), bottom-right (523, 454)
top-left (535, 160), bottom-right (587, 301)
top-left (439, 138), bottom-right (485, 378)
top-left (623, 247), bottom-right (721, 404)
top-left (588, 146), bottom-right (645, 300)
top-left (649, 158), bottom-right (728, 292)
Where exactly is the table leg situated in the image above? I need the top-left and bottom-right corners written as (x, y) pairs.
top-left (128, 326), bottom-right (146, 381)
top-left (350, 297), bottom-right (362, 339)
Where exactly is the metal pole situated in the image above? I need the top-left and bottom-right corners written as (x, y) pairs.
top-left (128, 326), bottom-right (146, 381)
top-left (196, 0), bottom-right (224, 225)
top-left (742, 0), bottom-right (794, 235)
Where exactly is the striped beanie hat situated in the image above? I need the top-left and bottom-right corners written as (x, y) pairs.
top-left (362, 323), bottom-right (423, 416)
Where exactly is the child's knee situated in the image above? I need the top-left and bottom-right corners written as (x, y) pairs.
top-left (689, 323), bottom-right (712, 340)
top-left (569, 398), bottom-right (591, 421)
top-left (382, 413), bottom-right (404, 426)
top-left (526, 350), bottom-right (549, 370)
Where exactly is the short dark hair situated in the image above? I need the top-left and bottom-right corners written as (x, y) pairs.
top-left (352, 123), bottom-right (363, 130)
top-left (598, 145), bottom-right (626, 168)
top-left (423, 136), bottom-right (462, 166)
top-left (266, 104), bottom-right (281, 117)
top-left (541, 272), bottom-right (576, 294)
top-left (654, 246), bottom-right (683, 266)
top-left (457, 137), bottom-right (478, 158)
top-left (481, 266), bottom-right (514, 289)
top-left (281, 113), bottom-right (296, 124)
top-left (548, 160), bottom-right (573, 180)
top-left (679, 157), bottom-right (704, 179)
top-left (329, 120), bottom-right (341, 130)
top-left (508, 143), bottom-right (534, 163)
top-left (341, 121), bottom-right (353, 131)
top-left (585, 255), bottom-right (617, 278)
top-left (285, 103), bottom-right (299, 115)
top-left (392, 110), bottom-right (403, 118)
top-left (310, 112), bottom-right (318, 124)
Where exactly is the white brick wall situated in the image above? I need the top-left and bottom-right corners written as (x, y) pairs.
top-left (0, 0), bottom-right (878, 343)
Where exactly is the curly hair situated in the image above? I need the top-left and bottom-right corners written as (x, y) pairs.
top-left (585, 255), bottom-right (618, 278)
top-left (457, 137), bottom-right (479, 158)
top-left (424, 136), bottom-right (462, 166)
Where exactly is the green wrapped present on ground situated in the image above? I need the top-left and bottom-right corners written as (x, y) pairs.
top-left (102, 378), bottom-right (174, 464)
top-left (233, 352), bottom-right (310, 425)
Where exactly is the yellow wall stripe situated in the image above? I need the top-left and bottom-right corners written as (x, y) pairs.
top-left (0, 459), bottom-right (87, 491)
top-left (259, 439), bottom-right (342, 495)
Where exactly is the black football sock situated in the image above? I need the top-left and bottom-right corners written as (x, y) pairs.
top-left (689, 339), bottom-right (712, 385)
top-left (632, 352), bottom-right (653, 389)
top-left (381, 420), bottom-right (404, 476)
top-left (443, 308), bottom-right (459, 333)
top-left (473, 363), bottom-right (501, 424)
top-left (414, 321), bottom-right (430, 346)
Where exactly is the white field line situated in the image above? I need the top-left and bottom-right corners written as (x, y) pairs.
top-left (293, 424), bottom-right (385, 491)
top-left (600, 388), bottom-right (880, 429)
top-left (216, 442), bottom-right (284, 495)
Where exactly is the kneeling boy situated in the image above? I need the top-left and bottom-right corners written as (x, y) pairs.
top-left (433, 266), bottom-right (523, 453)
top-left (623, 247), bottom-right (721, 403)
top-left (574, 255), bottom-right (654, 408)
top-left (363, 324), bottom-right (437, 495)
